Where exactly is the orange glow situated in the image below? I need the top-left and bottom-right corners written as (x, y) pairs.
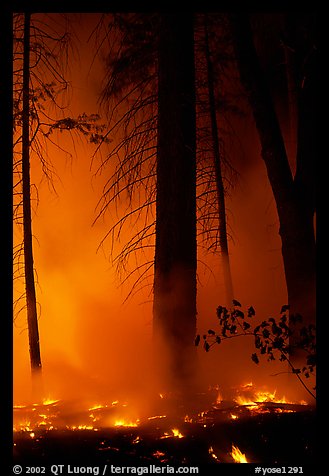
top-left (215, 390), bottom-right (223, 405)
top-left (230, 413), bottom-right (238, 420)
top-left (231, 444), bottom-right (248, 463)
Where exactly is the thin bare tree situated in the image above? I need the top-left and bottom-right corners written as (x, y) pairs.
top-left (13, 12), bottom-right (107, 393)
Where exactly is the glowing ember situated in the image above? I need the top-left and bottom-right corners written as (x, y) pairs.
top-left (231, 444), bottom-right (248, 463)
top-left (37, 420), bottom-right (48, 427)
top-left (184, 415), bottom-right (193, 423)
top-left (42, 398), bottom-right (60, 406)
top-left (230, 413), bottom-right (238, 420)
top-left (209, 446), bottom-right (220, 462)
top-left (29, 432), bottom-right (35, 439)
top-left (67, 425), bottom-right (95, 431)
top-left (160, 429), bottom-right (184, 439)
top-left (89, 413), bottom-right (99, 422)
top-left (88, 404), bottom-right (106, 411)
top-left (14, 422), bottom-right (32, 432)
top-left (147, 415), bottom-right (167, 420)
top-left (153, 450), bottom-right (167, 462)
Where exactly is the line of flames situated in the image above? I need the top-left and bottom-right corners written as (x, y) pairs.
top-left (14, 384), bottom-right (311, 464)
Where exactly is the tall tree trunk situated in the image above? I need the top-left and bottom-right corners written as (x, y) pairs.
top-left (204, 18), bottom-right (234, 307)
top-left (22, 12), bottom-right (43, 386)
top-left (153, 13), bottom-right (197, 391)
top-left (229, 13), bottom-right (316, 364)
top-left (283, 45), bottom-right (298, 172)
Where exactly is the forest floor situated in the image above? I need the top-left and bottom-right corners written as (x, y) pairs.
top-left (13, 396), bottom-right (316, 469)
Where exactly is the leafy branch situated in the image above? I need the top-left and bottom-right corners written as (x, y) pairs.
top-left (195, 301), bottom-right (316, 400)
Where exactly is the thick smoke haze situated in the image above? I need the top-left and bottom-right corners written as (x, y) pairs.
top-left (13, 13), bottom-right (312, 410)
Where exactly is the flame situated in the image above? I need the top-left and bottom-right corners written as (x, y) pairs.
top-left (13, 383), bottom-right (310, 444)
top-left (234, 384), bottom-right (307, 408)
top-left (160, 428), bottom-right (184, 439)
top-left (114, 419), bottom-right (139, 428)
top-left (231, 444), bottom-right (248, 463)
top-left (234, 395), bottom-right (258, 407)
top-left (171, 428), bottom-right (184, 438)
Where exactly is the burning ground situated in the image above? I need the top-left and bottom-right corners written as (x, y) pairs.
top-left (13, 383), bottom-right (315, 466)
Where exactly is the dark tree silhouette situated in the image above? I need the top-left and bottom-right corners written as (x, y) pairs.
top-left (93, 13), bottom-right (240, 389)
top-left (153, 13), bottom-right (197, 388)
top-left (21, 12), bottom-right (42, 384)
top-left (203, 14), bottom-right (234, 305)
top-left (229, 13), bottom-right (316, 362)
top-left (13, 13), bottom-right (107, 393)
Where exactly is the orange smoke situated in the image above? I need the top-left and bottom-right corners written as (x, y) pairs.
top-left (14, 13), bottom-right (307, 412)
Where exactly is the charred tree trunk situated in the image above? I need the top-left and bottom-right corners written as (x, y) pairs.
top-left (22, 12), bottom-right (42, 383)
top-left (204, 18), bottom-right (234, 307)
top-left (153, 13), bottom-right (197, 390)
top-left (229, 13), bottom-right (316, 364)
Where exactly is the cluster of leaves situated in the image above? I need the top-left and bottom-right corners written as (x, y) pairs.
top-left (195, 301), bottom-right (316, 383)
